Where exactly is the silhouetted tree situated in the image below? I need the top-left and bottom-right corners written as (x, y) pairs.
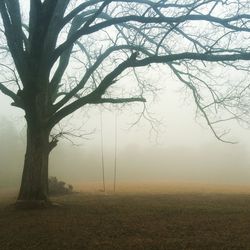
top-left (0, 0), bottom-right (250, 204)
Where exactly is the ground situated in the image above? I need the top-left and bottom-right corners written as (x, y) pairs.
top-left (1, 184), bottom-right (250, 250)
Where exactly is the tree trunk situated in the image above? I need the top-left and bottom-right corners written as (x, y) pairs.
top-left (17, 124), bottom-right (50, 203)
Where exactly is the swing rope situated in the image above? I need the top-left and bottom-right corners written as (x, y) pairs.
top-left (100, 111), bottom-right (106, 192)
top-left (113, 114), bottom-right (118, 193)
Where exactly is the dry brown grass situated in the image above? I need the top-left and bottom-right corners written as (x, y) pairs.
top-left (75, 180), bottom-right (250, 194)
top-left (1, 184), bottom-right (250, 250)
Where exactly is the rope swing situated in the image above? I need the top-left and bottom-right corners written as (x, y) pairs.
top-left (100, 111), bottom-right (106, 193)
top-left (99, 110), bottom-right (118, 193)
top-left (113, 113), bottom-right (118, 193)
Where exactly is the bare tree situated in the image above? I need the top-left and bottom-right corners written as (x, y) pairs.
top-left (0, 0), bottom-right (250, 204)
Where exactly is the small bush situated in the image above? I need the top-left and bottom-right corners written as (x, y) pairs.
top-left (49, 177), bottom-right (73, 196)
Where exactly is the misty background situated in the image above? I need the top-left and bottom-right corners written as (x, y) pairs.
top-left (1, 74), bottom-right (250, 191)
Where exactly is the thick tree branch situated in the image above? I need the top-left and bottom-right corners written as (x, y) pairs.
top-left (94, 97), bottom-right (146, 104)
top-left (50, 9), bottom-right (98, 96)
top-left (0, 1), bottom-right (27, 83)
top-left (42, 0), bottom-right (70, 61)
top-left (132, 52), bottom-right (250, 67)
top-left (0, 82), bottom-right (23, 108)
top-left (81, 0), bottom-right (112, 29)
top-left (61, 0), bottom-right (104, 27)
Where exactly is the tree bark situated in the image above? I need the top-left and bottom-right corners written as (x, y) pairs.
top-left (17, 123), bottom-right (50, 203)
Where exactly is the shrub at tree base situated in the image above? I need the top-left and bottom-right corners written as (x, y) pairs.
top-left (48, 177), bottom-right (73, 196)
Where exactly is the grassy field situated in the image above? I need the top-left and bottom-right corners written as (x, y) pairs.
top-left (1, 186), bottom-right (250, 250)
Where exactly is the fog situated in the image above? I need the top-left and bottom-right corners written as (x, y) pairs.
top-left (1, 79), bottom-right (250, 192)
